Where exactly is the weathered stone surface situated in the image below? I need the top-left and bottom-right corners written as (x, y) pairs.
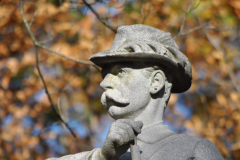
top-left (47, 25), bottom-right (223, 160)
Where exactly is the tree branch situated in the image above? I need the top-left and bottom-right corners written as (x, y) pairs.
top-left (205, 34), bottom-right (240, 97)
top-left (174, 0), bottom-right (203, 38)
top-left (102, 0), bottom-right (128, 8)
top-left (34, 45), bottom-right (77, 138)
top-left (141, 2), bottom-right (152, 24)
top-left (19, 0), bottom-right (100, 72)
top-left (20, 0), bottom-right (98, 138)
top-left (82, 0), bottom-right (117, 33)
top-left (29, 9), bottom-right (37, 27)
top-left (193, 14), bottom-right (240, 98)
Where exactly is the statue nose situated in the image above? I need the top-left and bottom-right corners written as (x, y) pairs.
top-left (100, 74), bottom-right (114, 91)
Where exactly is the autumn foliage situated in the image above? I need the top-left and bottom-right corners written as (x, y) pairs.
top-left (0, 0), bottom-right (240, 159)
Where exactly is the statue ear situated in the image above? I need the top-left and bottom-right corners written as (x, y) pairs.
top-left (150, 71), bottom-right (165, 94)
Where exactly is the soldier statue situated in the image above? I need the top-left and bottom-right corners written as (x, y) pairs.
top-left (48, 24), bottom-right (224, 160)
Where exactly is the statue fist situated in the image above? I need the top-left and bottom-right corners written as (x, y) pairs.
top-left (100, 119), bottom-right (143, 160)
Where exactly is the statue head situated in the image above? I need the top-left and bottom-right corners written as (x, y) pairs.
top-left (89, 24), bottom-right (192, 120)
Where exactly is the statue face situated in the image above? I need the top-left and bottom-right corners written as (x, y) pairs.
top-left (100, 63), bottom-right (151, 119)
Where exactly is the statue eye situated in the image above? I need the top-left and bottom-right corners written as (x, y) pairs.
top-left (118, 69), bottom-right (126, 76)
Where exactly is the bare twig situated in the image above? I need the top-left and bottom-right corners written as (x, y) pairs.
top-left (50, 85), bottom-right (69, 95)
top-left (174, 24), bottom-right (212, 38)
top-left (174, 0), bottom-right (201, 15)
top-left (20, 0), bottom-right (91, 138)
top-left (188, 0), bottom-right (202, 13)
top-left (178, 3), bottom-right (193, 36)
top-left (141, 3), bottom-right (152, 24)
top-left (100, 0), bottom-right (128, 8)
top-left (91, 37), bottom-right (97, 56)
top-left (39, 54), bottom-right (56, 63)
top-left (193, 14), bottom-right (240, 97)
top-left (174, 4), bottom-right (187, 15)
top-left (80, 0), bottom-right (97, 5)
top-left (37, 121), bottom-right (61, 136)
top-left (174, 0), bottom-right (202, 38)
top-left (205, 35), bottom-right (240, 97)
top-left (39, 37), bottom-right (54, 44)
top-left (141, 3), bottom-right (144, 22)
top-left (29, 10), bottom-right (37, 27)
top-left (19, 0), bottom-right (99, 70)
top-left (179, 24), bottom-right (205, 35)
top-left (82, 0), bottom-right (117, 33)
top-left (35, 45), bottom-right (77, 138)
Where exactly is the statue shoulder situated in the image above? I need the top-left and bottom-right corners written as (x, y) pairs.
top-left (167, 134), bottom-right (202, 145)
top-left (46, 148), bottom-right (101, 160)
top-left (148, 134), bottom-right (224, 160)
top-left (193, 139), bottom-right (224, 160)
top-left (174, 134), bottom-right (224, 159)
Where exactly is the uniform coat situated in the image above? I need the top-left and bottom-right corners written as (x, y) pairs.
top-left (48, 122), bottom-right (223, 160)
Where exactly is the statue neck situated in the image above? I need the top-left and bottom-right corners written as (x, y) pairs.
top-left (133, 98), bottom-right (165, 127)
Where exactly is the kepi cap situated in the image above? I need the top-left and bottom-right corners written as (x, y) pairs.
top-left (89, 24), bottom-right (192, 93)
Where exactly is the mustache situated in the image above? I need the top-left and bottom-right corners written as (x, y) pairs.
top-left (101, 90), bottom-right (130, 108)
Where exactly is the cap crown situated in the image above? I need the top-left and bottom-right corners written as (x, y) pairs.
top-left (110, 25), bottom-right (179, 51)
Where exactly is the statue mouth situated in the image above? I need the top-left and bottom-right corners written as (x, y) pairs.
top-left (101, 90), bottom-right (130, 109)
top-left (106, 97), bottom-right (129, 107)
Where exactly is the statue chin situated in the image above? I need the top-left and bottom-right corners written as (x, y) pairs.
top-left (108, 106), bottom-right (127, 120)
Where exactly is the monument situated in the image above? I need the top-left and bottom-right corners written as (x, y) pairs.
top-left (47, 24), bottom-right (224, 160)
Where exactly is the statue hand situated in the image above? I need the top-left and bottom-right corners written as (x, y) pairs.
top-left (100, 119), bottom-right (143, 160)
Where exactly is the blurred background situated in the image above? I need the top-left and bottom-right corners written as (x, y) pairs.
top-left (0, 0), bottom-right (240, 159)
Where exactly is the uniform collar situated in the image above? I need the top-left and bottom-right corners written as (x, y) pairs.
top-left (137, 121), bottom-right (176, 144)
